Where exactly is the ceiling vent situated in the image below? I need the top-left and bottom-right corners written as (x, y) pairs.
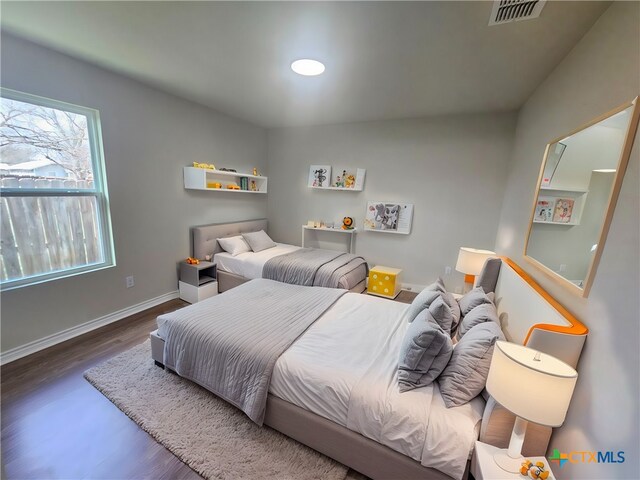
top-left (489, 0), bottom-right (547, 26)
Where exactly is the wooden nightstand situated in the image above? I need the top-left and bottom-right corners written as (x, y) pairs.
top-left (471, 442), bottom-right (556, 480)
top-left (178, 261), bottom-right (218, 304)
top-left (367, 265), bottom-right (402, 299)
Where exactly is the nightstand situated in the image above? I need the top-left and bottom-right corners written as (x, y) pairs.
top-left (178, 260), bottom-right (218, 303)
top-left (471, 442), bottom-right (556, 480)
top-left (367, 265), bottom-right (402, 299)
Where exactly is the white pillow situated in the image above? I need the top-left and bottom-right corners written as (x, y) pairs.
top-left (242, 230), bottom-right (276, 252)
top-left (217, 235), bottom-right (251, 256)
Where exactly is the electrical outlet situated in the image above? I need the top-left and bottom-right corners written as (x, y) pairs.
top-left (559, 264), bottom-right (567, 273)
top-left (445, 266), bottom-right (452, 275)
top-left (126, 276), bottom-right (135, 288)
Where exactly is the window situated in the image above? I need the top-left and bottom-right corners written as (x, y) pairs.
top-left (0, 88), bottom-right (114, 290)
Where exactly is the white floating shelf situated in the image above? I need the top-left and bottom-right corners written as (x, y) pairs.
top-left (184, 166), bottom-right (267, 194)
top-left (533, 220), bottom-right (579, 226)
top-left (308, 168), bottom-right (366, 192)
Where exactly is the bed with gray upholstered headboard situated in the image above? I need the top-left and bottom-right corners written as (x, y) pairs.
top-left (150, 256), bottom-right (588, 480)
top-left (191, 219), bottom-right (368, 293)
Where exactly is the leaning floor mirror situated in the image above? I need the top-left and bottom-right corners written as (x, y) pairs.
top-left (524, 97), bottom-right (639, 297)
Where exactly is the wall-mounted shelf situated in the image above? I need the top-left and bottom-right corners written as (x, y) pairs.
top-left (308, 168), bottom-right (366, 192)
top-left (534, 188), bottom-right (587, 225)
top-left (184, 167), bottom-right (268, 194)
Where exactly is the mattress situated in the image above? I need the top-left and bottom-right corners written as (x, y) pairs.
top-left (214, 243), bottom-right (367, 290)
top-left (269, 293), bottom-right (484, 479)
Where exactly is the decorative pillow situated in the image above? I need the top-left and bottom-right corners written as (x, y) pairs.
top-left (406, 288), bottom-right (442, 323)
top-left (444, 291), bottom-right (461, 332)
top-left (455, 303), bottom-right (500, 341)
top-left (458, 286), bottom-right (492, 316)
top-left (242, 230), bottom-right (276, 252)
top-left (428, 295), bottom-right (454, 335)
top-left (438, 321), bottom-right (505, 408)
top-left (398, 309), bottom-right (454, 392)
top-left (217, 235), bottom-right (251, 256)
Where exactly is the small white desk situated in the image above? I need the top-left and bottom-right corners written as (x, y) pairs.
top-left (301, 226), bottom-right (356, 253)
top-left (471, 442), bottom-right (556, 480)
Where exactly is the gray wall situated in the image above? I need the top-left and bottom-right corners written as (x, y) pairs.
top-left (494, 3), bottom-right (639, 478)
top-left (267, 113), bottom-right (516, 289)
top-left (0, 34), bottom-right (267, 353)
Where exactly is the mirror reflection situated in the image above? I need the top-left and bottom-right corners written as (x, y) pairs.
top-left (525, 103), bottom-right (636, 295)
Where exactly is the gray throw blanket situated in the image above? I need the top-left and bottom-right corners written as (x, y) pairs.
top-left (263, 248), bottom-right (368, 288)
top-left (159, 279), bottom-right (347, 425)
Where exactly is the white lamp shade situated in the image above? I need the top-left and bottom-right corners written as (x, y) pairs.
top-left (455, 247), bottom-right (496, 276)
top-left (486, 341), bottom-right (577, 427)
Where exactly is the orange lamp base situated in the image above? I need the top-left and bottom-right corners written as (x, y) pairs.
top-left (464, 274), bottom-right (475, 284)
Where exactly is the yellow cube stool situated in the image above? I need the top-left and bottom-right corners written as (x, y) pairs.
top-left (367, 265), bottom-right (403, 299)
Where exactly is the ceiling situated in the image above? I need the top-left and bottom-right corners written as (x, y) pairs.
top-left (0, 1), bottom-right (610, 128)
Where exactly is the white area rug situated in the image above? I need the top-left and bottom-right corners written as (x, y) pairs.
top-left (84, 340), bottom-right (356, 480)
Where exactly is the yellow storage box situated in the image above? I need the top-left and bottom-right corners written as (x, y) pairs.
top-left (367, 265), bottom-right (403, 299)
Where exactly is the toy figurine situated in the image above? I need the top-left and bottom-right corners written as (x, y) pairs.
top-left (335, 175), bottom-right (343, 187)
top-left (345, 174), bottom-right (356, 188)
top-left (186, 257), bottom-right (200, 265)
top-left (253, 167), bottom-right (260, 176)
top-left (520, 460), bottom-right (550, 480)
top-left (342, 217), bottom-right (354, 230)
top-left (250, 180), bottom-right (257, 191)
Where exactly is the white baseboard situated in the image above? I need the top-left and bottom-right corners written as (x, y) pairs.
top-left (0, 290), bottom-right (179, 366)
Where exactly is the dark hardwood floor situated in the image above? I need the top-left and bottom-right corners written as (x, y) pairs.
top-left (1, 290), bottom-right (417, 479)
top-left (1, 298), bottom-right (201, 480)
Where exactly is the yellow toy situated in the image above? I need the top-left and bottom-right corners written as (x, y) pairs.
top-left (185, 257), bottom-right (200, 265)
top-left (520, 460), bottom-right (550, 480)
top-left (345, 174), bottom-right (356, 188)
top-left (193, 162), bottom-right (216, 170)
top-left (342, 217), bottom-right (354, 230)
top-left (227, 183), bottom-right (241, 190)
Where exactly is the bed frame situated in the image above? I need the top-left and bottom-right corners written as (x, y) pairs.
top-left (191, 218), bottom-right (366, 293)
top-left (150, 257), bottom-right (587, 480)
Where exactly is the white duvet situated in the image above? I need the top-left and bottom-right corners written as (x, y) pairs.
top-left (270, 293), bottom-right (484, 480)
top-left (214, 243), bottom-right (300, 279)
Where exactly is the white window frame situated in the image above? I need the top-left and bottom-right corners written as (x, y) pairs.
top-left (0, 88), bottom-right (115, 291)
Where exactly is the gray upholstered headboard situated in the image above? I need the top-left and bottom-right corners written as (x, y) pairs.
top-left (192, 219), bottom-right (268, 259)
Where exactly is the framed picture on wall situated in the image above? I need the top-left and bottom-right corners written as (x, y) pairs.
top-left (364, 202), bottom-right (414, 234)
top-left (308, 165), bottom-right (331, 188)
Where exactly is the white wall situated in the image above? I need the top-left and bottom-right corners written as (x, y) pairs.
top-left (494, 3), bottom-right (639, 478)
top-left (267, 113), bottom-right (516, 289)
top-left (0, 34), bottom-right (267, 354)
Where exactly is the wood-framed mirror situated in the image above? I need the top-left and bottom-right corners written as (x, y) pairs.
top-left (524, 97), bottom-right (639, 297)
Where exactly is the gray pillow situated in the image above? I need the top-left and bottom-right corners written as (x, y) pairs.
top-left (406, 288), bottom-right (442, 323)
top-left (458, 286), bottom-right (492, 316)
top-left (438, 321), bottom-right (505, 408)
top-left (242, 230), bottom-right (276, 252)
top-left (428, 295), bottom-right (454, 335)
top-left (444, 291), bottom-right (461, 332)
top-left (455, 303), bottom-right (500, 341)
top-left (398, 309), bottom-right (453, 392)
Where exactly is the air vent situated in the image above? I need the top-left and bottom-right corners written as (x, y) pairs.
top-left (489, 0), bottom-right (547, 26)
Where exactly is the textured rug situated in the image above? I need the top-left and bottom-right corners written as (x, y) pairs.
top-left (84, 340), bottom-right (358, 480)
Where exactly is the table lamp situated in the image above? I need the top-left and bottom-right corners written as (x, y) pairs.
top-left (486, 341), bottom-right (578, 473)
top-left (455, 247), bottom-right (496, 289)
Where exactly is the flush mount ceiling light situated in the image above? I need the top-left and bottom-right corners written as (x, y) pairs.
top-left (291, 59), bottom-right (325, 76)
